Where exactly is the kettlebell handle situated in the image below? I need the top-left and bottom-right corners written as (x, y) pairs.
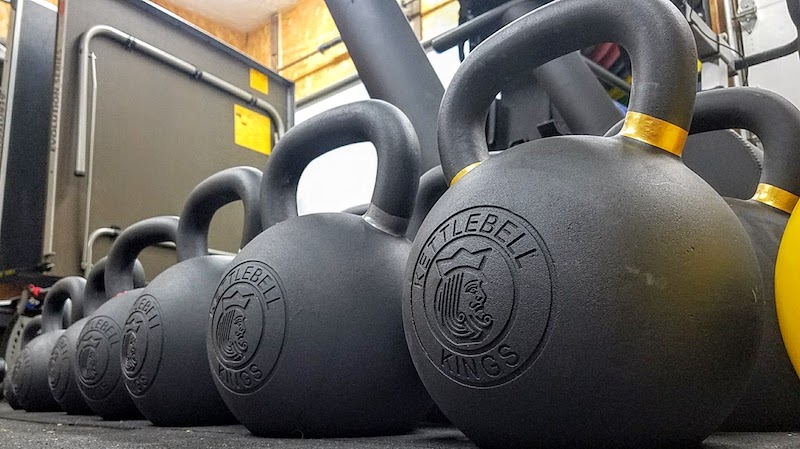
top-left (689, 88), bottom-right (800, 212)
top-left (438, 0), bottom-right (697, 184)
top-left (177, 167), bottom-right (263, 261)
top-left (105, 216), bottom-right (179, 298)
top-left (20, 315), bottom-right (42, 349)
top-left (605, 87), bottom-right (800, 213)
top-left (41, 277), bottom-right (87, 334)
top-left (261, 100), bottom-right (420, 236)
top-left (82, 257), bottom-right (145, 319)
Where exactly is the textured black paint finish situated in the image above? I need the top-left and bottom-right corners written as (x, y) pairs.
top-left (14, 277), bottom-right (86, 412)
top-left (75, 217), bottom-right (178, 420)
top-left (720, 201), bottom-right (798, 431)
top-left (209, 100), bottom-right (430, 437)
top-left (124, 168), bottom-right (262, 426)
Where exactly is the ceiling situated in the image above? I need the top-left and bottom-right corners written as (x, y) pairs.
top-left (166, 0), bottom-right (299, 32)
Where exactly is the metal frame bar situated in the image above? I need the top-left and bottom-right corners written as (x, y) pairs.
top-left (75, 24), bottom-right (287, 176)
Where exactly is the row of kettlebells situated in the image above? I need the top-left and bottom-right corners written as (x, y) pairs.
top-left (7, 0), bottom-right (800, 447)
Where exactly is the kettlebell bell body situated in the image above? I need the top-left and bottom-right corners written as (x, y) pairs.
top-left (14, 277), bottom-right (86, 412)
top-left (208, 100), bottom-right (431, 437)
top-left (6, 316), bottom-right (41, 410)
top-left (676, 87), bottom-right (800, 431)
top-left (49, 258), bottom-right (145, 415)
top-left (124, 167), bottom-right (262, 426)
top-left (403, 1), bottom-right (762, 448)
top-left (75, 216), bottom-right (178, 420)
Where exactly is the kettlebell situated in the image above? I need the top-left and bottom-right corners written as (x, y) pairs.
top-left (76, 216), bottom-right (178, 419)
top-left (48, 258), bottom-right (145, 415)
top-left (777, 207), bottom-right (800, 378)
top-left (5, 316), bottom-right (41, 410)
top-left (13, 277), bottom-right (86, 411)
top-left (208, 100), bottom-right (431, 437)
top-left (403, 0), bottom-right (762, 448)
top-left (674, 87), bottom-right (800, 431)
top-left (123, 167), bottom-right (261, 426)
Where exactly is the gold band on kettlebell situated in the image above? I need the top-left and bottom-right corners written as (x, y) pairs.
top-left (620, 111), bottom-right (689, 157)
top-left (752, 183), bottom-right (800, 214)
top-left (450, 162), bottom-right (483, 186)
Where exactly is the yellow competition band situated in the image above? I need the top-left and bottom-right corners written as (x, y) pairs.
top-left (752, 183), bottom-right (800, 214)
top-left (620, 111), bottom-right (689, 157)
top-left (450, 162), bottom-right (483, 186)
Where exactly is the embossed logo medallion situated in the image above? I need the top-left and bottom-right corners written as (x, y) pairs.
top-left (122, 295), bottom-right (163, 397)
top-left (409, 206), bottom-right (554, 387)
top-left (209, 261), bottom-right (286, 394)
top-left (77, 316), bottom-right (122, 400)
top-left (48, 334), bottom-right (73, 400)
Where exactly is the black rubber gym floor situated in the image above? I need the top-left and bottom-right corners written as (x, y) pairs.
top-left (0, 402), bottom-right (799, 448)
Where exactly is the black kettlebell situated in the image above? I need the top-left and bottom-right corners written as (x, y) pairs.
top-left (678, 87), bottom-right (800, 431)
top-left (208, 100), bottom-right (431, 437)
top-left (14, 277), bottom-right (86, 411)
top-left (49, 258), bottom-right (145, 415)
top-left (123, 167), bottom-right (261, 426)
top-left (5, 316), bottom-right (41, 410)
top-left (789, 0), bottom-right (800, 57)
top-left (76, 216), bottom-right (178, 419)
top-left (403, 0), bottom-right (762, 448)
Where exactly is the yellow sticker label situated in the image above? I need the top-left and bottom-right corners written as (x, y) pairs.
top-left (234, 104), bottom-right (271, 155)
top-left (249, 68), bottom-right (269, 95)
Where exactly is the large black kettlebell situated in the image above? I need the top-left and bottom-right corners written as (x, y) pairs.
top-left (5, 316), bottom-right (41, 410)
top-left (13, 277), bottom-right (86, 411)
top-left (677, 87), bottom-right (800, 431)
top-left (208, 100), bottom-right (431, 437)
top-left (76, 216), bottom-right (178, 419)
top-left (123, 167), bottom-right (262, 426)
top-left (48, 258), bottom-right (145, 415)
top-left (403, 0), bottom-right (762, 448)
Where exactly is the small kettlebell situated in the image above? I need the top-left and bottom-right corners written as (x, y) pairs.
top-left (5, 316), bottom-right (41, 410)
top-left (76, 216), bottom-right (178, 419)
top-left (49, 258), bottom-right (145, 415)
top-left (208, 100), bottom-right (431, 437)
top-left (123, 167), bottom-right (262, 426)
top-left (403, 0), bottom-right (762, 447)
top-left (674, 87), bottom-right (800, 431)
top-left (14, 277), bottom-right (86, 411)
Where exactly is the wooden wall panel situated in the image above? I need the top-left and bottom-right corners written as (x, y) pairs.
top-left (421, 0), bottom-right (459, 41)
top-left (0, 2), bottom-right (11, 41)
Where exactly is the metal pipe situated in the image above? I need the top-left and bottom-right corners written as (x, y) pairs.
top-left (722, 0), bottom-right (745, 85)
top-left (76, 25), bottom-right (286, 176)
top-left (325, 0), bottom-right (444, 173)
top-left (431, 0), bottom-right (532, 52)
top-left (80, 53), bottom-right (100, 277)
top-left (82, 227), bottom-right (120, 276)
top-left (735, 38), bottom-right (798, 69)
top-left (581, 57), bottom-right (632, 93)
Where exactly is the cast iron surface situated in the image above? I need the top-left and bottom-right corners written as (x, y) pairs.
top-left (75, 217), bottom-right (178, 420)
top-left (404, 0), bottom-right (762, 448)
top-left (684, 87), bottom-right (800, 432)
top-left (13, 277), bottom-right (85, 412)
top-left (49, 258), bottom-right (144, 415)
top-left (209, 100), bottom-right (431, 437)
top-left (4, 316), bottom-right (40, 410)
top-left (125, 167), bottom-right (262, 426)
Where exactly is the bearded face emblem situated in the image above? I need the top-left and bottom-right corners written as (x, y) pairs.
top-left (435, 248), bottom-right (494, 343)
top-left (79, 339), bottom-right (100, 382)
top-left (124, 332), bottom-right (138, 372)
top-left (216, 293), bottom-right (251, 363)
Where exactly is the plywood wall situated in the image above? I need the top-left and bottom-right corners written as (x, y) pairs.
top-left (0, 0), bottom-right (57, 41)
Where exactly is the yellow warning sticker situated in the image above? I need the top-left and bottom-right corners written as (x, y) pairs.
top-left (249, 68), bottom-right (269, 95)
top-left (234, 104), bottom-right (271, 155)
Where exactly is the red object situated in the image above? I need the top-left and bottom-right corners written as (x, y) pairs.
top-left (28, 284), bottom-right (42, 298)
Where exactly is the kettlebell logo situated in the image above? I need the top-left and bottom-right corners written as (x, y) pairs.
top-left (435, 248), bottom-right (494, 344)
top-left (410, 206), bottom-right (555, 387)
top-left (210, 261), bottom-right (286, 394)
top-left (78, 336), bottom-right (102, 383)
top-left (77, 316), bottom-right (122, 400)
top-left (48, 335), bottom-right (72, 400)
top-left (216, 291), bottom-right (253, 364)
top-left (123, 295), bottom-right (163, 397)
